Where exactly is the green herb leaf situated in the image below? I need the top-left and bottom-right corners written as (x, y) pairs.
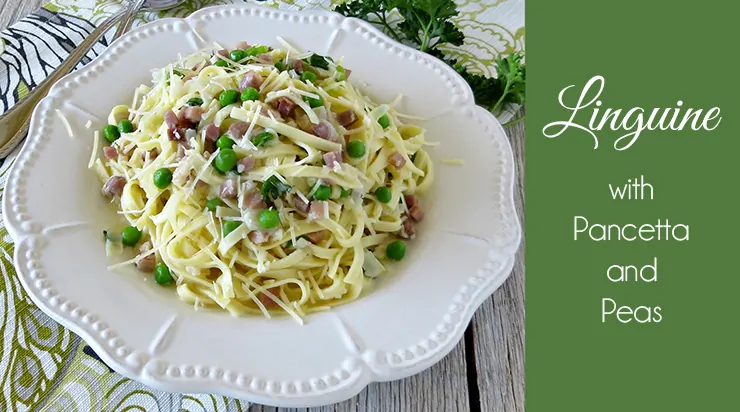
top-left (491, 53), bottom-right (526, 112)
top-left (251, 131), bottom-right (274, 147)
top-left (448, 58), bottom-right (499, 108)
top-left (303, 53), bottom-right (330, 70)
top-left (186, 97), bottom-right (203, 106)
top-left (334, 0), bottom-right (401, 42)
top-left (245, 45), bottom-right (270, 57)
top-left (333, 0), bottom-right (525, 118)
top-left (381, 0), bottom-right (463, 52)
top-left (261, 176), bottom-right (292, 203)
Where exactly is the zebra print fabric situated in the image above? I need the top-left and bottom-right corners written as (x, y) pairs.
top-left (0, 9), bottom-right (112, 113)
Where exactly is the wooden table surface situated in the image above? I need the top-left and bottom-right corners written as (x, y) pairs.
top-left (0, 3), bottom-right (525, 411)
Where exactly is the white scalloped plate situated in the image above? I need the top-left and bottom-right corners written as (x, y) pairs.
top-left (2, 4), bottom-right (521, 407)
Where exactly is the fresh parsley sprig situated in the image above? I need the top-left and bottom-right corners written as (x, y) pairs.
top-left (335, 0), bottom-right (464, 53)
top-left (450, 54), bottom-right (526, 115)
top-left (334, 0), bottom-right (525, 124)
top-left (334, 0), bottom-right (401, 42)
top-left (393, 0), bottom-right (465, 53)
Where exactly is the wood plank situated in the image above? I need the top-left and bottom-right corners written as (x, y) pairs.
top-left (249, 341), bottom-right (470, 412)
top-left (0, 0), bottom-right (45, 30)
top-left (470, 111), bottom-right (526, 412)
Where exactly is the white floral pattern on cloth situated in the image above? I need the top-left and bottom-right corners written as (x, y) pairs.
top-left (0, 0), bottom-right (524, 410)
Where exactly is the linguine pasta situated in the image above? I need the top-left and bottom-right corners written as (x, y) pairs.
top-left (93, 41), bottom-right (433, 323)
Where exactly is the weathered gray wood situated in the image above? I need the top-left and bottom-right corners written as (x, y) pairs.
top-left (0, 0), bottom-right (45, 30)
top-left (471, 111), bottom-right (526, 412)
top-left (249, 341), bottom-right (470, 412)
top-left (0, 2), bottom-right (525, 411)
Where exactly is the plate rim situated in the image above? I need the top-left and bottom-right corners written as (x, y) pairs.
top-left (2, 4), bottom-right (522, 407)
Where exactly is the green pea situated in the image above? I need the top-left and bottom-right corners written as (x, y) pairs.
top-left (251, 131), bottom-right (274, 147)
top-left (214, 149), bottom-right (237, 172)
top-left (378, 114), bottom-right (390, 129)
top-left (153, 168), bottom-right (172, 189)
top-left (374, 186), bottom-right (391, 203)
top-left (300, 71), bottom-right (317, 83)
top-left (340, 188), bottom-right (352, 198)
top-left (386, 240), bottom-right (406, 261)
top-left (222, 220), bottom-right (242, 237)
top-left (121, 226), bottom-right (141, 247)
top-left (187, 97), bottom-right (203, 106)
top-left (230, 49), bottom-right (247, 62)
top-left (205, 198), bottom-right (222, 212)
top-left (216, 135), bottom-right (236, 150)
top-left (241, 87), bottom-right (260, 102)
top-left (336, 65), bottom-right (347, 81)
top-left (214, 59), bottom-right (228, 67)
top-left (103, 125), bottom-right (120, 143)
top-left (347, 140), bottom-right (366, 158)
top-left (259, 209), bottom-right (281, 229)
top-left (274, 61), bottom-right (285, 71)
top-left (303, 94), bottom-right (323, 108)
top-left (313, 185), bottom-right (331, 201)
top-left (219, 89), bottom-right (240, 107)
top-left (154, 263), bottom-right (173, 285)
top-left (118, 119), bottom-right (134, 134)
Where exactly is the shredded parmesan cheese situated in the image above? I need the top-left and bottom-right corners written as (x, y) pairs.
top-left (56, 109), bottom-right (74, 138)
top-left (88, 131), bottom-right (100, 168)
top-left (192, 27), bottom-right (206, 43)
top-left (276, 36), bottom-right (300, 53)
top-left (91, 39), bottom-right (434, 323)
top-left (107, 256), bottom-right (141, 271)
top-left (295, 189), bottom-right (310, 204)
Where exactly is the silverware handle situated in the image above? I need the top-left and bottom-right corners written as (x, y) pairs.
top-left (116, 0), bottom-right (148, 37)
top-left (0, 8), bottom-right (127, 158)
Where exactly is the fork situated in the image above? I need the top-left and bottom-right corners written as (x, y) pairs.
top-left (0, 0), bottom-right (164, 158)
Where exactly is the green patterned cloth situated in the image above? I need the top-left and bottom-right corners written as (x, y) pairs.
top-left (0, 1), bottom-right (524, 410)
